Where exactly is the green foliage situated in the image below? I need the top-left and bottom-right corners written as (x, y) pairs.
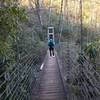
top-left (0, 7), bottom-right (26, 39)
top-left (84, 41), bottom-right (99, 60)
top-left (0, 5), bottom-right (26, 56)
top-left (0, 1), bottom-right (27, 77)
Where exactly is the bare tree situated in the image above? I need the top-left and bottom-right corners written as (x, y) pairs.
top-left (35, 0), bottom-right (43, 28)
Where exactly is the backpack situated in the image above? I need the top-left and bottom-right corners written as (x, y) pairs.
top-left (48, 39), bottom-right (54, 47)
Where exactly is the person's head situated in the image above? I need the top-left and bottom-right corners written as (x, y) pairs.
top-left (49, 34), bottom-right (53, 39)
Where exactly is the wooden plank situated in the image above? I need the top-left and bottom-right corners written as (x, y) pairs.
top-left (32, 52), bottom-right (66, 100)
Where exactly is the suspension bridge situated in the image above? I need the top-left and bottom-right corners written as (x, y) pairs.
top-left (0, 0), bottom-right (100, 100)
top-left (32, 51), bottom-right (67, 100)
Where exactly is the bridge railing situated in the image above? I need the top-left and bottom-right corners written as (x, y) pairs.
top-left (0, 54), bottom-right (38, 100)
top-left (56, 42), bottom-right (100, 100)
top-left (0, 45), bottom-right (47, 100)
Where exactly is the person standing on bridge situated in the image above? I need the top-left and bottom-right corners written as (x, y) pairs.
top-left (48, 38), bottom-right (55, 57)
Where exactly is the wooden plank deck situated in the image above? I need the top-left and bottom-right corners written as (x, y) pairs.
top-left (32, 52), bottom-right (67, 100)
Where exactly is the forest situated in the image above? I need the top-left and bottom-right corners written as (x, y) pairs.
top-left (0, 0), bottom-right (100, 100)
